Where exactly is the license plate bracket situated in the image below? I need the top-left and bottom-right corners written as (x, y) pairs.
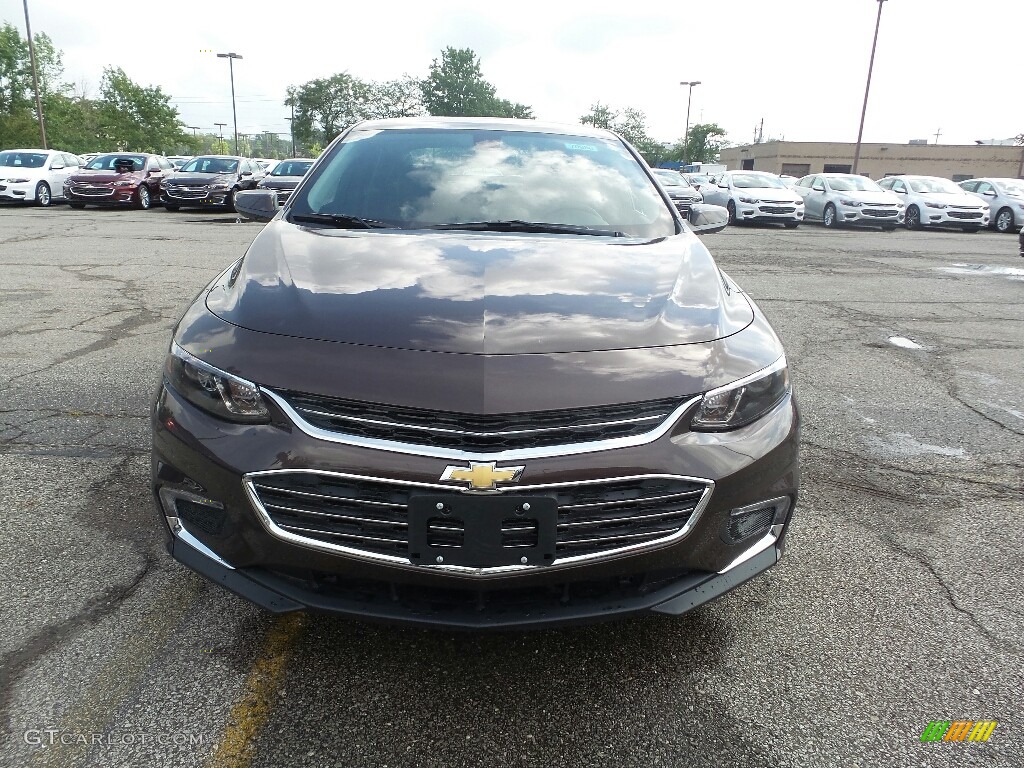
top-left (408, 494), bottom-right (557, 568)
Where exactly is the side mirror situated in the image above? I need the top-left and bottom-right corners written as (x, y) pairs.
top-left (812, 185), bottom-right (824, 192)
top-left (234, 190), bottom-right (278, 222)
top-left (50, 162), bottom-right (65, 170)
top-left (688, 204), bottom-right (729, 234)
top-left (241, 170), bottom-right (253, 176)
top-left (983, 190), bottom-right (996, 196)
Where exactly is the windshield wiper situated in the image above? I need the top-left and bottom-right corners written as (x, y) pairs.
top-left (291, 213), bottom-right (392, 229)
top-left (426, 220), bottom-right (626, 237)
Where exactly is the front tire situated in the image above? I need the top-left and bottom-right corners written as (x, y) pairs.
top-left (35, 182), bottom-right (52, 207)
top-left (726, 200), bottom-right (737, 225)
top-left (822, 203), bottom-right (838, 228)
top-left (135, 185), bottom-right (151, 210)
top-left (905, 205), bottom-right (922, 230)
top-left (994, 207), bottom-right (1015, 233)
top-left (224, 188), bottom-right (236, 212)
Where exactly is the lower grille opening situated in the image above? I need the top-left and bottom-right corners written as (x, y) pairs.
top-left (426, 517), bottom-right (464, 548)
top-left (502, 518), bottom-right (539, 548)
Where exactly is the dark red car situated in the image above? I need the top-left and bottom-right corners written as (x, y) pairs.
top-left (64, 153), bottom-right (174, 209)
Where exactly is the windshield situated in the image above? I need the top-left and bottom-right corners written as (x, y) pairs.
top-left (290, 128), bottom-right (675, 238)
top-left (0, 151), bottom-right (47, 168)
top-left (87, 154), bottom-right (146, 172)
top-left (731, 173), bottom-right (786, 189)
top-left (827, 176), bottom-right (882, 192)
top-left (908, 177), bottom-right (960, 194)
top-left (653, 170), bottom-right (686, 187)
top-left (181, 157), bottom-right (238, 174)
top-left (271, 160), bottom-right (314, 177)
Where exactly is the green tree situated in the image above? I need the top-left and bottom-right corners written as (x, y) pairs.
top-left (420, 47), bottom-right (531, 118)
top-left (286, 72), bottom-right (370, 147)
top-left (0, 22), bottom-right (67, 147)
top-left (97, 67), bottom-right (187, 152)
top-left (580, 102), bottom-right (664, 163)
top-left (365, 75), bottom-right (424, 119)
top-left (676, 123), bottom-right (729, 164)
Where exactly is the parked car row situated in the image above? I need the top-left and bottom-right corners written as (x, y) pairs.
top-left (673, 168), bottom-right (1020, 234)
top-left (0, 147), bottom-right (314, 212)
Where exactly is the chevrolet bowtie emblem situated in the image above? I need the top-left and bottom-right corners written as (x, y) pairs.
top-left (440, 462), bottom-right (524, 490)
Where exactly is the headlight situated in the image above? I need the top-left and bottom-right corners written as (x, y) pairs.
top-left (738, 196), bottom-right (760, 204)
top-left (113, 180), bottom-right (135, 187)
top-left (209, 183), bottom-right (229, 191)
top-left (838, 198), bottom-right (863, 207)
top-left (925, 202), bottom-right (947, 209)
top-left (164, 344), bottom-right (270, 423)
top-left (6, 177), bottom-right (30, 183)
top-left (691, 358), bottom-right (790, 431)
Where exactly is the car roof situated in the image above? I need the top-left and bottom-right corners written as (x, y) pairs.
top-left (351, 116), bottom-right (618, 140)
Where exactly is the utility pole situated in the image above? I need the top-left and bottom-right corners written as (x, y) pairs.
top-left (933, 128), bottom-right (942, 144)
top-left (679, 81), bottom-right (701, 166)
top-left (287, 103), bottom-right (295, 157)
top-left (217, 52), bottom-right (243, 155)
top-left (214, 122), bottom-right (227, 141)
top-left (852, 0), bottom-right (888, 174)
top-left (22, 0), bottom-right (47, 148)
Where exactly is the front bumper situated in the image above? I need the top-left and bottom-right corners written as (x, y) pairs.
top-left (162, 187), bottom-right (232, 207)
top-left (735, 200), bottom-right (804, 223)
top-left (152, 366), bottom-right (799, 628)
top-left (0, 180), bottom-right (38, 202)
top-left (168, 521), bottom-right (786, 628)
top-left (920, 207), bottom-right (989, 228)
top-left (836, 204), bottom-right (904, 227)
top-left (65, 185), bottom-right (138, 206)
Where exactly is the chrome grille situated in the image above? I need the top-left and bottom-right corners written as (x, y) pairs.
top-left (165, 185), bottom-right (209, 199)
top-left (276, 390), bottom-right (689, 452)
top-left (245, 471), bottom-right (712, 566)
top-left (759, 205), bottom-right (795, 214)
top-left (71, 186), bottom-right (114, 197)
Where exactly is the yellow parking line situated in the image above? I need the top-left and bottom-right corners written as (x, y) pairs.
top-left (206, 612), bottom-right (306, 768)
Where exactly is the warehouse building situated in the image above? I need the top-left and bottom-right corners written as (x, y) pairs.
top-left (719, 141), bottom-right (1024, 180)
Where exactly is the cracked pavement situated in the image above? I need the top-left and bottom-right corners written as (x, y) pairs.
top-left (0, 207), bottom-right (1021, 767)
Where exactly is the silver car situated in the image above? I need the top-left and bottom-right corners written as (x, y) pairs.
top-left (700, 171), bottom-right (805, 228)
top-left (876, 175), bottom-right (990, 232)
top-left (958, 178), bottom-right (1024, 234)
top-left (652, 168), bottom-right (704, 217)
top-left (794, 173), bottom-right (904, 230)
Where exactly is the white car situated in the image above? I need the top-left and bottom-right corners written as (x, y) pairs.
top-left (794, 173), bottom-right (905, 230)
top-left (957, 178), bottom-right (1024, 234)
top-left (700, 171), bottom-right (805, 228)
top-left (876, 175), bottom-right (989, 232)
top-left (0, 148), bottom-right (84, 206)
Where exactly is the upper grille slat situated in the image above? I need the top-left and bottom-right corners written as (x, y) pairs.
top-left (247, 471), bottom-right (711, 565)
top-left (277, 390), bottom-right (687, 452)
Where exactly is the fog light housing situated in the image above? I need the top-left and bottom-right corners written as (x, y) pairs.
top-left (722, 496), bottom-right (791, 544)
top-left (159, 487), bottom-right (226, 536)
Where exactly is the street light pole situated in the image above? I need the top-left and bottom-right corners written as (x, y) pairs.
top-left (217, 52), bottom-right (243, 155)
top-left (852, 0), bottom-right (887, 175)
top-left (22, 0), bottom-right (46, 149)
top-left (680, 80), bottom-right (701, 168)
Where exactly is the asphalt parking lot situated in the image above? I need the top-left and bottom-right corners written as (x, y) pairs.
top-left (0, 206), bottom-right (1021, 768)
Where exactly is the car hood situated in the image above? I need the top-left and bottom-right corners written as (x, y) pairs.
top-left (68, 170), bottom-right (144, 184)
top-left (738, 187), bottom-right (800, 203)
top-left (834, 190), bottom-right (900, 205)
top-left (259, 177), bottom-right (302, 190)
top-left (205, 221), bottom-right (754, 355)
top-left (918, 192), bottom-right (986, 207)
top-left (165, 173), bottom-right (235, 185)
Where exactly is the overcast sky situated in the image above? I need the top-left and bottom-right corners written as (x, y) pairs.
top-left (10, 0), bottom-right (1024, 147)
